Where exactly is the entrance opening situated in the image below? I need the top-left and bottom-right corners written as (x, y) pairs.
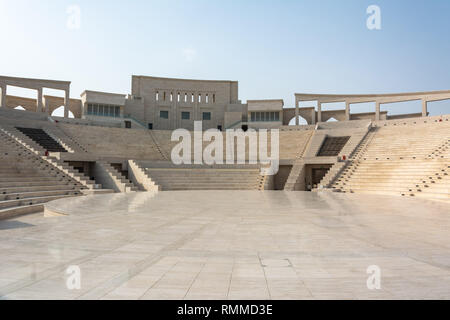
top-left (51, 106), bottom-right (75, 118)
top-left (289, 115), bottom-right (308, 125)
top-left (304, 164), bottom-right (333, 191)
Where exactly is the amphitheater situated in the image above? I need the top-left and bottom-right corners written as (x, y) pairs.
top-left (0, 75), bottom-right (449, 300)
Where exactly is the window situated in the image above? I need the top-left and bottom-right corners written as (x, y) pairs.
top-left (206, 94), bottom-right (209, 104)
top-left (156, 91), bottom-right (159, 101)
top-left (148, 123), bottom-right (153, 130)
top-left (181, 111), bottom-right (190, 120)
top-left (160, 110), bottom-right (169, 119)
top-left (87, 103), bottom-right (121, 117)
top-left (125, 121), bottom-right (131, 129)
top-left (250, 112), bottom-right (280, 122)
top-left (213, 94), bottom-right (216, 103)
top-left (198, 94), bottom-right (201, 103)
top-left (202, 112), bottom-right (211, 121)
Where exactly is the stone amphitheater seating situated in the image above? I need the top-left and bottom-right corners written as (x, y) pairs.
top-left (0, 131), bottom-right (85, 219)
top-left (143, 166), bottom-right (264, 191)
top-left (151, 129), bottom-right (313, 161)
top-left (59, 124), bottom-right (168, 160)
top-left (331, 121), bottom-right (450, 201)
top-left (16, 127), bottom-right (67, 152)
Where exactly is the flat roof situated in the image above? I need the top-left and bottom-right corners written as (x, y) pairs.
top-left (133, 75), bottom-right (238, 84)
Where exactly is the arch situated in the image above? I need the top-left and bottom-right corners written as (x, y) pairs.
top-left (326, 117), bottom-right (338, 122)
top-left (288, 115), bottom-right (308, 125)
top-left (51, 106), bottom-right (74, 118)
top-left (14, 106), bottom-right (26, 111)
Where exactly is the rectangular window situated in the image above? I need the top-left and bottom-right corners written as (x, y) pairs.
top-left (115, 106), bottom-right (120, 117)
top-left (181, 111), bottom-right (190, 120)
top-left (251, 112), bottom-right (256, 122)
top-left (87, 104), bottom-right (93, 115)
top-left (160, 110), bottom-right (169, 119)
top-left (93, 104), bottom-right (98, 115)
top-left (256, 112), bottom-right (261, 121)
top-left (203, 112), bottom-right (211, 121)
top-left (274, 112), bottom-right (280, 121)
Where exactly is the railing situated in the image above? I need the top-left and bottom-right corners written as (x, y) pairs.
top-left (122, 114), bottom-right (148, 129)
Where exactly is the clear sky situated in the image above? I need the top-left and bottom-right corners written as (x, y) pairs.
top-left (1, 0), bottom-right (449, 117)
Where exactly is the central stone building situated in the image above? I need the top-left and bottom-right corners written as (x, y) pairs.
top-left (128, 75), bottom-right (246, 131)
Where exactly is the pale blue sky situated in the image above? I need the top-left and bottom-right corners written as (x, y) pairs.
top-left (1, 0), bottom-right (449, 116)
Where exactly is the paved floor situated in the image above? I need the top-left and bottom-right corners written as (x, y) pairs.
top-left (0, 191), bottom-right (449, 300)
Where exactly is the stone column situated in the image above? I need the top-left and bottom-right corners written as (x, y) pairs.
top-left (64, 89), bottom-right (70, 118)
top-left (44, 97), bottom-right (49, 114)
top-left (193, 91), bottom-right (199, 127)
top-left (295, 99), bottom-right (299, 126)
top-left (375, 101), bottom-right (380, 121)
top-left (422, 99), bottom-right (428, 117)
top-left (311, 108), bottom-right (316, 125)
top-left (174, 91), bottom-right (179, 129)
top-left (0, 84), bottom-right (6, 108)
top-left (37, 88), bottom-right (43, 112)
top-left (317, 102), bottom-right (322, 122)
top-left (345, 101), bottom-right (350, 120)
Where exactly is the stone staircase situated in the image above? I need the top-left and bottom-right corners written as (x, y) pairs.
top-left (148, 130), bottom-right (169, 160)
top-left (127, 160), bottom-right (160, 191)
top-left (0, 126), bottom-right (98, 190)
top-left (16, 127), bottom-right (67, 152)
top-left (43, 125), bottom-right (88, 153)
top-left (144, 167), bottom-right (262, 190)
top-left (315, 127), bottom-right (374, 189)
top-left (96, 161), bottom-right (139, 192)
top-left (330, 123), bottom-right (450, 201)
top-left (0, 131), bottom-right (86, 219)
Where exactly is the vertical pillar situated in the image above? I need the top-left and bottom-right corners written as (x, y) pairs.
top-left (375, 101), bottom-right (380, 121)
top-left (295, 99), bottom-right (299, 126)
top-left (311, 108), bottom-right (316, 125)
top-left (37, 88), bottom-right (43, 112)
top-left (0, 84), bottom-right (6, 108)
top-left (317, 102), bottom-right (322, 122)
top-left (174, 91), bottom-right (179, 129)
top-left (64, 89), bottom-right (70, 118)
top-left (345, 101), bottom-right (350, 121)
top-left (422, 99), bottom-right (428, 117)
top-left (44, 97), bottom-right (49, 114)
